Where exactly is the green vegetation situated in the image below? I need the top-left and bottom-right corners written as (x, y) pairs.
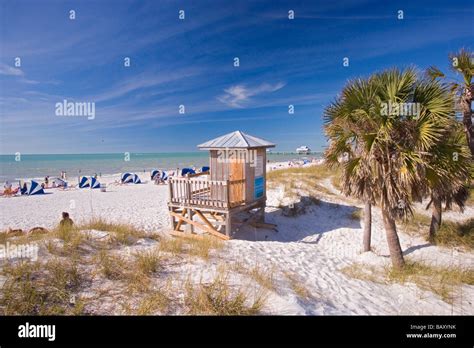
top-left (342, 261), bottom-right (474, 304)
top-left (404, 214), bottom-right (474, 250)
top-left (184, 267), bottom-right (267, 315)
top-left (0, 219), bottom-right (267, 315)
top-left (325, 67), bottom-right (472, 268)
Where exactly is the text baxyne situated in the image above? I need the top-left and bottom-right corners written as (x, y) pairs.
top-left (18, 322), bottom-right (56, 341)
top-left (55, 99), bottom-right (95, 120)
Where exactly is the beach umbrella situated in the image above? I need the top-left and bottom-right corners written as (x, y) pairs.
top-left (181, 168), bottom-right (195, 176)
top-left (79, 176), bottom-right (90, 188)
top-left (151, 169), bottom-right (160, 180)
top-left (121, 173), bottom-right (133, 183)
top-left (90, 177), bottom-right (101, 189)
top-left (132, 174), bottom-right (141, 184)
top-left (28, 180), bottom-right (45, 195)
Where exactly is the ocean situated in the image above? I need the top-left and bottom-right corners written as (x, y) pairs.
top-left (0, 152), bottom-right (322, 183)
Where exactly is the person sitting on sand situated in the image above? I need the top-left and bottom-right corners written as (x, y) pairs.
top-left (60, 212), bottom-right (74, 229)
top-left (2, 181), bottom-right (12, 195)
top-left (20, 182), bottom-right (28, 195)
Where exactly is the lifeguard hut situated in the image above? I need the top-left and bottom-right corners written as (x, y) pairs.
top-left (167, 130), bottom-right (275, 240)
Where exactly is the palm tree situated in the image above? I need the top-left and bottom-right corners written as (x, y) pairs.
top-left (324, 78), bottom-right (377, 252)
top-left (427, 48), bottom-right (474, 157)
top-left (425, 127), bottom-right (472, 241)
top-left (325, 68), bottom-right (460, 269)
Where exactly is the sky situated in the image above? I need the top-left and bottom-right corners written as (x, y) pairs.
top-left (0, 0), bottom-right (473, 154)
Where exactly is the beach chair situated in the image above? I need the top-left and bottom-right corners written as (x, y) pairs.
top-left (181, 168), bottom-right (195, 176)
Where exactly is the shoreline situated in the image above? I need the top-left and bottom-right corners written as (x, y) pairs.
top-left (1, 156), bottom-right (324, 185)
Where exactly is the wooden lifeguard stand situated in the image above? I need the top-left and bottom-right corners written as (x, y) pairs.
top-left (167, 130), bottom-right (275, 240)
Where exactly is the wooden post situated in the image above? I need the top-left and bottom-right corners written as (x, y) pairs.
top-left (187, 208), bottom-right (194, 233)
top-left (169, 206), bottom-right (176, 229)
top-left (226, 179), bottom-right (230, 208)
top-left (225, 211), bottom-right (232, 237)
top-left (258, 202), bottom-right (265, 223)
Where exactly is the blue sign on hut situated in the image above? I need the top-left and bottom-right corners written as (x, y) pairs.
top-left (167, 130), bottom-right (276, 240)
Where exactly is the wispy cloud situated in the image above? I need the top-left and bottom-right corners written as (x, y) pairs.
top-left (218, 82), bottom-right (285, 108)
top-left (0, 63), bottom-right (24, 76)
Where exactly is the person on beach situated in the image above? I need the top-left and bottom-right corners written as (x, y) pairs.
top-left (2, 181), bottom-right (12, 195)
top-left (60, 212), bottom-right (74, 229)
top-left (20, 182), bottom-right (28, 195)
top-left (44, 176), bottom-right (49, 188)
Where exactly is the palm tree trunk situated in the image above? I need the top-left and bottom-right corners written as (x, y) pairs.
top-left (363, 201), bottom-right (372, 252)
top-left (428, 197), bottom-right (442, 242)
top-left (382, 210), bottom-right (405, 269)
top-left (462, 86), bottom-right (474, 157)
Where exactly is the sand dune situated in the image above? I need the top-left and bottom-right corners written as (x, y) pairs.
top-left (0, 173), bottom-right (472, 315)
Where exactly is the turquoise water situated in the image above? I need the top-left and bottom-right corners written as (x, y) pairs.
top-left (0, 152), bottom-right (322, 183)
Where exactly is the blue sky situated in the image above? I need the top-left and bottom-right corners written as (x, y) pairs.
top-left (0, 0), bottom-right (472, 154)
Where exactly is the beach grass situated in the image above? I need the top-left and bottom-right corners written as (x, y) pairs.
top-left (135, 288), bottom-right (171, 315)
top-left (158, 237), bottom-right (185, 256)
top-left (80, 218), bottom-right (148, 245)
top-left (386, 261), bottom-right (474, 304)
top-left (96, 250), bottom-right (127, 280)
top-left (133, 248), bottom-right (162, 275)
top-left (403, 213), bottom-right (474, 250)
top-left (341, 261), bottom-right (474, 304)
top-left (184, 267), bottom-right (267, 315)
top-left (185, 235), bottom-right (224, 260)
top-left (0, 259), bottom-right (87, 315)
top-left (0, 216), bottom-right (270, 315)
top-left (267, 164), bottom-right (335, 182)
top-left (283, 271), bottom-right (313, 301)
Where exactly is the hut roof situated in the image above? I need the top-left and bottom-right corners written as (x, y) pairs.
top-left (197, 130), bottom-right (275, 149)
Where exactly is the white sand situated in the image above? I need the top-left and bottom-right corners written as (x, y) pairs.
top-left (0, 168), bottom-right (473, 315)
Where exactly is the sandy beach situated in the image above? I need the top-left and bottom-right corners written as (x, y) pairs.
top-left (1, 162), bottom-right (472, 315)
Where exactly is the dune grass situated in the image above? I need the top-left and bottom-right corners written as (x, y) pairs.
top-left (160, 235), bottom-right (223, 260)
top-left (0, 259), bottom-right (87, 315)
top-left (403, 213), bottom-right (473, 250)
top-left (267, 164), bottom-right (341, 207)
top-left (267, 164), bottom-right (336, 182)
top-left (80, 218), bottom-right (148, 245)
top-left (135, 289), bottom-right (171, 315)
top-left (96, 250), bottom-right (127, 280)
top-left (185, 235), bottom-right (224, 260)
top-left (133, 248), bottom-right (162, 275)
top-left (386, 261), bottom-right (474, 304)
top-left (184, 267), bottom-right (267, 315)
top-left (434, 219), bottom-right (474, 249)
top-left (158, 237), bottom-right (185, 256)
top-left (0, 218), bottom-right (269, 315)
top-left (232, 262), bottom-right (276, 291)
top-left (283, 272), bottom-right (314, 301)
top-left (342, 261), bottom-right (473, 304)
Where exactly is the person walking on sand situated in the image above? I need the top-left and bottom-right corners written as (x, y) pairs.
top-left (60, 212), bottom-right (74, 229)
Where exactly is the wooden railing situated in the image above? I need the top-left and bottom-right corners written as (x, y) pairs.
top-left (168, 177), bottom-right (245, 209)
